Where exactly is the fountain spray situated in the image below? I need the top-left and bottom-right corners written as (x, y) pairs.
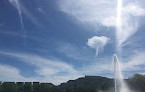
top-left (114, 54), bottom-right (130, 92)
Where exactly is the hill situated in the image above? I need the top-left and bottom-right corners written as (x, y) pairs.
top-left (0, 74), bottom-right (145, 92)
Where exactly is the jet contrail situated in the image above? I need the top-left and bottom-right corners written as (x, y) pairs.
top-left (9, 0), bottom-right (27, 45)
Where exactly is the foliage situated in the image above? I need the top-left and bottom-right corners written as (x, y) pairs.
top-left (0, 74), bottom-right (145, 92)
top-left (128, 74), bottom-right (145, 92)
top-left (1, 82), bottom-right (18, 92)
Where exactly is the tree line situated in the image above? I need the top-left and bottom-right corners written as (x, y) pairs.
top-left (0, 82), bottom-right (58, 92)
top-left (0, 74), bottom-right (145, 92)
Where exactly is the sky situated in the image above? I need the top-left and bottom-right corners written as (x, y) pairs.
top-left (0, 0), bottom-right (145, 85)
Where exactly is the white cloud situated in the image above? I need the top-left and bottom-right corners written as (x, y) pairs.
top-left (121, 52), bottom-right (145, 72)
top-left (58, 0), bottom-right (145, 48)
top-left (124, 3), bottom-right (145, 16)
top-left (1, 51), bottom-right (145, 84)
top-left (0, 51), bottom-right (82, 84)
top-left (87, 36), bottom-right (109, 56)
top-left (0, 63), bottom-right (81, 85)
top-left (36, 68), bottom-right (59, 76)
top-left (58, 0), bottom-right (145, 27)
top-left (58, 0), bottom-right (116, 27)
top-left (116, 3), bottom-right (145, 47)
top-left (0, 64), bottom-right (31, 82)
top-left (102, 16), bottom-right (116, 27)
top-left (81, 51), bottom-right (145, 76)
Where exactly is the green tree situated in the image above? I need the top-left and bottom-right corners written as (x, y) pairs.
top-left (1, 82), bottom-right (18, 92)
top-left (16, 82), bottom-right (24, 92)
top-left (128, 74), bottom-right (145, 92)
top-left (24, 82), bottom-right (33, 92)
top-left (39, 83), bottom-right (54, 92)
top-left (0, 81), bottom-right (2, 92)
top-left (33, 82), bottom-right (40, 92)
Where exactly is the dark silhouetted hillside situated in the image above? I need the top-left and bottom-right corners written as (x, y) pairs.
top-left (0, 74), bottom-right (145, 92)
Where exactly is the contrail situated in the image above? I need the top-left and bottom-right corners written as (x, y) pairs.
top-left (9, 0), bottom-right (27, 45)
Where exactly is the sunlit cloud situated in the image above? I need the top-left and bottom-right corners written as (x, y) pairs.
top-left (87, 36), bottom-right (110, 56)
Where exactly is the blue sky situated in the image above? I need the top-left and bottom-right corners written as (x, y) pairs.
top-left (0, 0), bottom-right (145, 84)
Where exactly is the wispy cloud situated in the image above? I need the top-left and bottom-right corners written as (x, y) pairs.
top-left (57, 42), bottom-right (95, 62)
top-left (121, 51), bottom-right (145, 72)
top-left (81, 60), bottom-right (113, 76)
top-left (124, 3), bottom-right (145, 16)
top-left (0, 51), bottom-right (114, 83)
top-left (58, 0), bottom-right (145, 27)
top-left (0, 51), bottom-right (82, 84)
top-left (9, 0), bottom-right (24, 28)
top-left (102, 16), bottom-right (116, 27)
top-left (0, 30), bottom-right (25, 37)
top-left (81, 51), bottom-right (145, 77)
top-left (58, 0), bottom-right (145, 48)
top-left (0, 64), bottom-right (30, 82)
top-left (87, 36), bottom-right (110, 56)
top-left (9, 0), bottom-right (42, 29)
top-left (9, 0), bottom-right (26, 42)
top-left (58, 0), bottom-right (116, 27)
top-left (1, 50), bottom-right (145, 84)
top-left (116, 3), bottom-right (145, 47)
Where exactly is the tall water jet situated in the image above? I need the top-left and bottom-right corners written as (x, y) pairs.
top-left (114, 54), bottom-right (130, 92)
top-left (116, 0), bottom-right (123, 51)
top-left (115, 0), bottom-right (131, 91)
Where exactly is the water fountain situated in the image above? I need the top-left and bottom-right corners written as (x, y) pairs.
top-left (114, 54), bottom-right (130, 92)
top-left (114, 0), bottom-right (131, 91)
